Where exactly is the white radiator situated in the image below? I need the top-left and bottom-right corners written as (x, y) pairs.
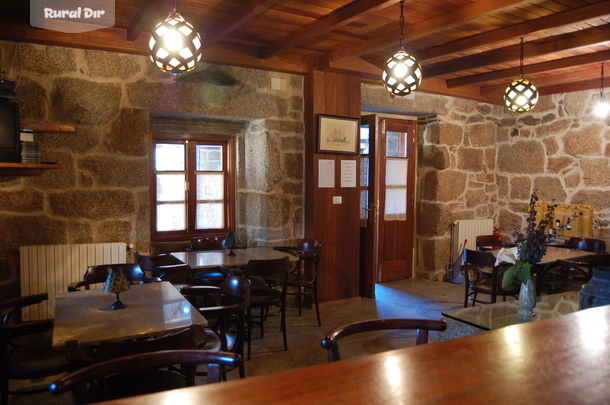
top-left (19, 243), bottom-right (127, 321)
top-left (450, 219), bottom-right (494, 263)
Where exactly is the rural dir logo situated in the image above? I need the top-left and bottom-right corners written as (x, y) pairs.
top-left (30, 0), bottom-right (115, 33)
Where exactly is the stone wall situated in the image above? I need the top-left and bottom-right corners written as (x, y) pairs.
top-left (362, 84), bottom-right (610, 281)
top-left (0, 40), bottom-right (304, 297)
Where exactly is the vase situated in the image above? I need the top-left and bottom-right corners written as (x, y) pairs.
top-left (579, 266), bottom-right (610, 310)
top-left (518, 279), bottom-right (536, 317)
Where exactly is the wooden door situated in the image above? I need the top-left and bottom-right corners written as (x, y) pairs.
top-left (360, 116), bottom-right (417, 296)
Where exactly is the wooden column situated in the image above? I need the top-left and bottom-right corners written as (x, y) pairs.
top-left (304, 70), bottom-right (362, 303)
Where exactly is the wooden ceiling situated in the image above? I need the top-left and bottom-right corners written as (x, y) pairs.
top-left (1, 0), bottom-right (610, 104)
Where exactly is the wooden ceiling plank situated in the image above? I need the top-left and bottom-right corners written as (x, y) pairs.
top-left (418, 0), bottom-right (610, 62)
top-left (125, 0), bottom-right (168, 42)
top-left (330, 0), bottom-right (534, 62)
top-left (199, 0), bottom-right (283, 49)
top-left (259, 0), bottom-right (401, 59)
top-left (447, 48), bottom-right (610, 88)
top-left (425, 24), bottom-right (610, 78)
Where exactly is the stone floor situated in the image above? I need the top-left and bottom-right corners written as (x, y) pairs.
top-left (8, 278), bottom-right (465, 404)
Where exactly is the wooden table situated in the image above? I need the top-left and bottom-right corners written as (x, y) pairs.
top-left (52, 282), bottom-right (207, 348)
top-left (96, 305), bottom-right (610, 404)
top-left (171, 247), bottom-right (299, 269)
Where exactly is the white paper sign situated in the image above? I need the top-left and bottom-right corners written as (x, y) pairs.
top-left (341, 160), bottom-right (357, 188)
top-left (318, 159), bottom-right (335, 188)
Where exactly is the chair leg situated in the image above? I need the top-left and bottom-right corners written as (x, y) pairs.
top-left (296, 285), bottom-right (302, 316)
top-left (281, 300), bottom-right (287, 351)
top-left (247, 307), bottom-right (252, 361)
top-left (313, 284), bottom-right (321, 327)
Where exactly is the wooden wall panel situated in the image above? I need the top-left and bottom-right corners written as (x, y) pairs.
top-left (304, 71), bottom-right (362, 303)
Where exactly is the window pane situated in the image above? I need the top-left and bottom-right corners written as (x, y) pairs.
top-left (360, 157), bottom-right (369, 187)
top-left (385, 188), bottom-right (407, 220)
top-left (386, 131), bottom-right (408, 158)
top-left (197, 203), bottom-right (224, 229)
top-left (386, 159), bottom-right (407, 186)
top-left (360, 125), bottom-right (370, 155)
top-left (196, 145), bottom-right (223, 171)
top-left (156, 143), bottom-right (185, 171)
top-left (197, 174), bottom-right (224, 200)
top-left (157, 174), bottom-right (185, 202)
top-left (157, 204), bottom-right (186, 231)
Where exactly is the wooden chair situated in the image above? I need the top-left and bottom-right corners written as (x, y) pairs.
top-left (188, 237), bottom-right (228, 285)
top-left (220, 257), bottom-right (290, 360)
top-left (463, 248), bottom-right (520, 307)
top-left (180, 275), bottom-right (251, 378)
top-left (272, 238), bottom-right (322, 326)
top-left (1, 293), bottom-right (72, 405)
top-left (133, 250), bottom-right (193, 287)
top-left (475, 234), bottom-right (503, 251)
top-left (49, 350), bottom-right (241, 404)
top-left (536, 238), bottom-right (607, 295)
top-left (320, 318), bottom-right (446, 362)
top-left (67, 263), bottom-right (159, 292)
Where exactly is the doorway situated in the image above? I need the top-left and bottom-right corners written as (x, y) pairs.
top-left (359, 115), bottom-right (417, 298)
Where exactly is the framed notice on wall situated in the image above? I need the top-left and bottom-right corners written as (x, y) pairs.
top-left (317, 114), bottom-right (359, 155)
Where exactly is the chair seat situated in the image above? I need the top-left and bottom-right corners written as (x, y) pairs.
top-left (192, 269), bottom-right (226, 284)
top-left (102, 370), bottom-right (186, 401)
top-left (249, 288), bottom-right (282, 305)
top-left (470, 278), bottom-right (520, 296)
top-left (8, 338), bottom-right (70, 378)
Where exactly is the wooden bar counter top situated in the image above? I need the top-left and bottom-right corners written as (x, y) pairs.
top-left (97, 304), bottom-right (610, 404)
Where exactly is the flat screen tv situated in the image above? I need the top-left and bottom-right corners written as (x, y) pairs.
top-left (0, 98), bottom-right (21, 163)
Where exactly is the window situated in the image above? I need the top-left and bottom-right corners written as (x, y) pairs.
top-left (151, 133), bottom-right (235, 242)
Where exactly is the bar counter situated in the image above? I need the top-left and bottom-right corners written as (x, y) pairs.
top-left (96, 304), bottom-right (610, 404)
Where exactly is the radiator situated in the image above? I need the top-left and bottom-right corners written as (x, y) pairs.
top-left (450, 219), bottom-right (494, 263)
top-left (19, 243), bottom-right (127, 321)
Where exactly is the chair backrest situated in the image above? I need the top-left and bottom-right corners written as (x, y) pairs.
top-left (189, 236), bottom-right (224, 251)
top-left (297, 238), bottom-right (322, 254)
top-left (320, 318), bottom-right (446, 362)
top-left (71, 264), bottom-right (152, 291)
top-left (476, 234), bottom-right (502, 251)
top-left (133, 250), bottom-right (191, 280)
top-left (566, 237), bottom-right (606, 253)
top-left (49, 350), bottom-right (241, 404)
top-left (243, 256), bottom-right (291, 279)
top-left (463, 248), bottom-right (496, 267)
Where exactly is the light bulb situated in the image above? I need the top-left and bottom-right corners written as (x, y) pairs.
top-left (594, 100), bottom-right (610, 118)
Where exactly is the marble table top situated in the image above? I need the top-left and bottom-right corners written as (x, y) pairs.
top-left (171, 247), bottom-right (299, 269)
top-left (52, 281), bottom-right (207, 348)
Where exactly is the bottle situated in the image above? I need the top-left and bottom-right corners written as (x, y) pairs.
top-left (566, 218), bottom-right (572, 230)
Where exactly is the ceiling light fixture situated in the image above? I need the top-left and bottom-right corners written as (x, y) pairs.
top-left (594, 63), bottom-right (609, 118)
top-left (504, 38), bottom-right (538, 112)
top-left (381, 0), bottom-right (422, 97)
top-left (149, 0), bottom-right (202, 75)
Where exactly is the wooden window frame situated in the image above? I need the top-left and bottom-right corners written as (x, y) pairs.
top-left (150, 132), bottom-right (236, 242)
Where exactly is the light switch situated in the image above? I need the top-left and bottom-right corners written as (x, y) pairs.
top-left (333, 196), bottom-right (342, 204)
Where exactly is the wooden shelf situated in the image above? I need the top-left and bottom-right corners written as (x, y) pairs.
top-left (20, 122), bottom-right (75, 134)
top-left (0, 162), bottom-right (62, 176)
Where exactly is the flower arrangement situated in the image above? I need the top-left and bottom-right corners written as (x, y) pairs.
top-left (500, 190), bottom-right (556, 288)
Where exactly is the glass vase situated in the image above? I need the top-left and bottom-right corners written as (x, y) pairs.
top-left (518, 279), bottom-right (536, 317)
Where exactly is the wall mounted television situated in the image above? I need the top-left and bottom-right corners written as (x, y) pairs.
top-left (0, 98), bottom-right (21, 163)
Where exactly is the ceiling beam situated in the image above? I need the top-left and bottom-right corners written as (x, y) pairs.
top-left (330, 0), bottom-right (533, 62)
top-left (447, 49), bottom-right (610, 88)
top-left (198, 0), bottom-right (282, 49)
top-left (259, 0), bottom-right (400, 59)
top-left (424, 25), bottom-right (610, 78)
top-left (125, 0), bottom-right (167, 42)
top-left (417, 0), bottom-right (610, 63)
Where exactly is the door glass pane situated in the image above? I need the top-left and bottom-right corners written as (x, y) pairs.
top-left (385, 188), bottom-right (407, 220)
top-left (157, 204), bottom-right (186, 231)
top-left (155, 144), bottom-right (185, 171)
top-left (157, 174), bottom-right (185, 202)
top-left (386, 159), bottom-right (407, 186)
top-left (386, 131), bottom-right (408, 158)
top-left (360, 157), bottom-right (369, 187)
top-left (197, 203), bottom-right (224, 229)
top-left (360, 190), bottom-right (369, 221)
top-left (196, 145), bottom-right (223, 171)
top-left (360, 125), bottom-right (370, 155)
top-left (197, 173), bottom-right (224, 200)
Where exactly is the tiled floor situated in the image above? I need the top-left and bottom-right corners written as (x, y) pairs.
top-left (9, 278), bottom-right (465, 404)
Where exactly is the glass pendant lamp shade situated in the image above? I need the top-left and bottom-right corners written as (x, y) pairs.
top-left (382, 1), bottom-right (422, 97)
top-left (382, 49), bottom-right (422, 96)
top-left (504, 38), bottom-right (538, 112)
top-left (149, 11), bottom-right (202, 75)
top-left (594, 63), bottom-right (609, 118)
top-left (505, 77), bottom-right (539, 112)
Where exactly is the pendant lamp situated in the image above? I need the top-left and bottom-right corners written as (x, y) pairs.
top-left (381, 0), bottom-right (422, 97)
top-left (149, 0), bottom-right (202, 75)
top-left (504, 38), bottom-right (538, 112)
top-left (594, 63), bottom-right (610, 118)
